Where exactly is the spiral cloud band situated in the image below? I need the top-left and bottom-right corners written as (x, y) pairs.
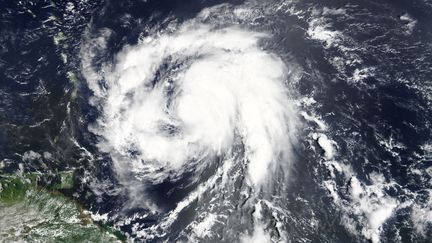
top-left (85, 23), bottom-right (296, 189)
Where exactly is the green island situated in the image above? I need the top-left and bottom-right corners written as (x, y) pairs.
top-left (0, 173), bottom-right (125, 242)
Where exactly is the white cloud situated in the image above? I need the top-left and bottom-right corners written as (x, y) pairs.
top-left (82, 21), bottom-right (298, 204)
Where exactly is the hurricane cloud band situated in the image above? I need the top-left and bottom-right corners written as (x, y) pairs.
top-left (84, 23), bottom-right (297, 188)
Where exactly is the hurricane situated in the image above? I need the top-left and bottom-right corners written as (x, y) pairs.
top-left (84, 23), bottom-right (296, 187)
top-left (1, 0), bottom-right (432, 242)
top-left (81, 20), bottom-right (298, 240)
